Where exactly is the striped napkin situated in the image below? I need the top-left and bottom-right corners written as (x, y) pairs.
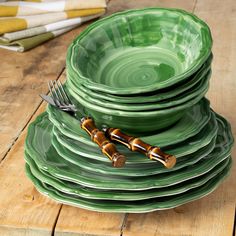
top-left (0, 13), bottom-right (103, 42)
top-left (0, 8), bottom-right (105, 34)
top-left (0, 13), bottom-right (103, 52)
top-left (0, 0), bottom-right (106, 16)
top-left (0, 0), bottom-right (107, 52)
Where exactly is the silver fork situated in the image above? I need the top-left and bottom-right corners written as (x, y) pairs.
top-left (47, 80), bottom-right (77, 115)
top-left (40, 80), bottom-right (127, 168)
top-left (41, 80), bottom-right (176, 169)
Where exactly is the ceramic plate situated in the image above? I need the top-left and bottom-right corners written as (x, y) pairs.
top-left (24, 112), bottom-right (233, 190)
top-left (47, 98), bottom-right (211, 151)
top-left (25, 158), bottom-right (231, 212)
top-left (52, 111), bottom-right (218, 164)
top-left (51, 132), bottom-right (216, 176)
top-left (25, 154), bottom-right (230, 201)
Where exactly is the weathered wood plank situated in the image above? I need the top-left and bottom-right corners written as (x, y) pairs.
top-left (0, 105), bottom-right (63, 236)
top-left (0, 22), bottom-right (93, 162)
top-left (194, 0), bottom-right (236, 14)
top-left (55, 206), bottom-right (125, 236)
top-left (106, 0), bottom-right (195, 15)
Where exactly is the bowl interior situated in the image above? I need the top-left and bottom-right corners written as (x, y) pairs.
top-left (66, 53), bottom-right (212, 104)
top-left (69, 8), bottom-right (212, 92)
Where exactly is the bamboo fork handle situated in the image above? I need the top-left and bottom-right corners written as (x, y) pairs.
top-left (104, 128), bottom-right (176, 169)
top-left (80, 118), bottom-right (126, 168)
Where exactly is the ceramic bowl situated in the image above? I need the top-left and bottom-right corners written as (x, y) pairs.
top-left (67, 8), bottom-right (212, 95)
top-left (67, 86), bottom-right (206, 134)
top-left (66, 54), bottom-right (212, 104)
top-left (67, 69), bottom-right (210, 111)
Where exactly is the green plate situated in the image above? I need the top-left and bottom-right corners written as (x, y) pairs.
top-left (25, 158), bottom-right (231, 212)
top-left (47, 98), bottom-right (211, 151)
top-left (52, 111), bottom-right (218, 164)
top-left (24, 112), bottom-right (233, 190)
top-left (51, 132), bottom-right (216, 176)
top-left (67, 8), bottom-right (212, 95)
top-left (66, 54), bottom-right (212, 104)
top-left (66, 70), bottom-right (210, 111)
top-left (25, 154), bottom-right (230, 201)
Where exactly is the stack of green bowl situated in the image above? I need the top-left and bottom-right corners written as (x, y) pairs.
top-left (65, 8), bottom-right (213, 134)
top-left (25, 8), bottom-right (234, 212)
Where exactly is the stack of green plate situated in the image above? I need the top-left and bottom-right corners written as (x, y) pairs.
top-left (24, 97), bottom-right (234, 212)
top-left (24, 8), bottom-right (234, 212)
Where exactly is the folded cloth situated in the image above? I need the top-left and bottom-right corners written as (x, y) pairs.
top-left (0, 8), bottom-right (105, 34)
top-left (0, 0), bottom-right (106, 16)
top-left (1, 0), bottom-right (70, 1)
top-left (0, 13), bottom-right (102, 42)
top-left (0, 13), bottom-right (102, 52)
top-left (0, 0), bottom-right (56, 1)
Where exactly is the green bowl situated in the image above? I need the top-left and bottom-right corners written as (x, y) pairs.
top-left (67, 86), bottom-right (206, 134)
top-left (67, 69), bottom-right (210, 111)
top-left (67, 8), bottom-right (212, 95)
top-left (66, 54), bottom-right (212, 104)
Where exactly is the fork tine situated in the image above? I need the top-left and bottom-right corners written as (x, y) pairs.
top-left (56, 80), bottom-right (70, 105)
top-left (54, 80), bottom-right (67, 105)
top-left (48, 80), bottom-right (61, 106)
top-left (58, 80), bottom-right (72, 105)
top-left (48, 81), bottom-right (55, 100)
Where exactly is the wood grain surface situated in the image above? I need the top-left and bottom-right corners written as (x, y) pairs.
top-left (0, 0), bottom-right (235, 235)
top-left (0, 22), bottom-right (91, 161)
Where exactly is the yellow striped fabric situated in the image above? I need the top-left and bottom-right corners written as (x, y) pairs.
top-left (6, 0), bottom-right (42, 2)
top-left (66, 8), bottom-right (105, 18)
top-left (0, 13), bottom-right (103, 52)
top-left (0, 18), bottom-right (27, 34)
top-left (0, 6), bottom-right (18, 17)
top-left (0, 0), bottom-right (106, 16)
top-left (0, 8), bottom-right (105, 34)
top-left (0, 0), bottom-right (107, 52)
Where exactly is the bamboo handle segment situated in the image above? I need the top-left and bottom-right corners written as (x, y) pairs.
top-left (104, 128), bottom-right (176, 169)
top-left (80, 118), bottom-right (126, 168)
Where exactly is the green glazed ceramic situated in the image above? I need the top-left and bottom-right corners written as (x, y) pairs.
top-left (66, 70), bottom-right (210, 111)
top-left (53, 111), bottom-right (218, 164)
top-left (67, 8), bottom-right (212, 95)
top-left (25, 158), bottom-right (231, 212)
top-left (25, 136), bottom-right (230, 190)
top-left (25, 155), bottom-right (230, 201)
top-left (51, 132), bottom-right (216, 176)
top-left (47, 98), bottom-right (211, 150)
top-left (66, 87), bottom-right (207, 134)
top-left (66, 54), bottom-right (212, 104)
top-left (24, 112), bottom-right (233, 190)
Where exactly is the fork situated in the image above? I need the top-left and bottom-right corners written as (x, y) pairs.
top-left (42, 80), bottom-right (126, 168)
top-left (41, 80), bottom-right (176, 169)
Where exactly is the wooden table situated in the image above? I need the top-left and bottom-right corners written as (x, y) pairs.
top-left (0, 0), bottom-right (235, 235)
